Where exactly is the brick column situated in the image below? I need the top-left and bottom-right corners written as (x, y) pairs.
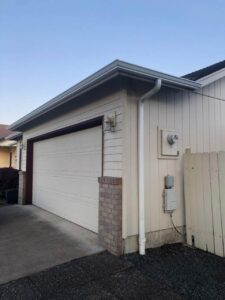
top-left (18, 171), bottom-right (26, 205)
top-left (98, 176), bottom-right (122, 255)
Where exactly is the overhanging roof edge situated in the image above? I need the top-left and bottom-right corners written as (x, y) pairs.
top-left (9, 60), bottom-right (201, 131)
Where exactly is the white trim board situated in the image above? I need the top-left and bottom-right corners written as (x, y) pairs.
top-left (197, 68), bottom-right (225, 87)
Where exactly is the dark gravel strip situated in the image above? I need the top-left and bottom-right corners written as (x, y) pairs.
top-left (1, 245), bottom-right (225, 299)
top-left (123, 243), bottom-right (225, 300)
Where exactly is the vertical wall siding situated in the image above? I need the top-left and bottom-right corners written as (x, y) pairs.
top-left (21, 90), bottom-right (125, 178)
top-left (122, 93), bottom-right (139, 237)
top-left (124, 77), bottom-right (225, 237)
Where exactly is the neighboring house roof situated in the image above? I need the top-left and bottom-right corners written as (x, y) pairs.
top-left (183, 60), bottom-right (225, 81)
top-left (0, 124), bottom-right (13, 140)
top-left (9, 60), bottom-right (200, 131)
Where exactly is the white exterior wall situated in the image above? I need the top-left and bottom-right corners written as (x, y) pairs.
top-left (21, 90), bottom-right (126, 179)
top-left (20, 76), bottom-right (225, 244)
top-left (123, 77), bottom-right (225, 239)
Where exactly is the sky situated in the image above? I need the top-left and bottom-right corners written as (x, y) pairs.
top-left (1, 0), bottom-right (225, 125)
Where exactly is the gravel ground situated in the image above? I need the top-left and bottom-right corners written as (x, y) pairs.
top-left (123, 243), bottom-right (225, 299)
top-left (0, 244), bottom-right (225, 299)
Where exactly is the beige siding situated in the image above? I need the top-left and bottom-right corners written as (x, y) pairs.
top-left (124, 76), bottom-right (225, 238)
top-left (15, 141), bottom-right (22, 170)
top-left (0, 147), bottom-right (16, 168)
top-left (11, 147), bottom-right (16, 169)
top-left (0, 148), bottom-right (10, 167)
top-left (21, 90), bottom-right (126, 179)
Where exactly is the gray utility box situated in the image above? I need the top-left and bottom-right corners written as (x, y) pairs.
top-left (164, 188), bottom-right (176, 212)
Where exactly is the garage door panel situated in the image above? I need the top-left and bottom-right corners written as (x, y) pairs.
top-left (33, 189), bottom-right (99, 232)
top-left (34, 152), bottom-right (101, 174)
top-left (33, 179), bottom-right (99, 205)
top-left (32, 126), bottom-right (102, 233)
top-left (33, 189), bottom-right (99, 210)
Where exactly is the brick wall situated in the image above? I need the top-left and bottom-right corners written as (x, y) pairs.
top-left (18, 171), bottom-right (26, 205)
top-left (98, 176), bottom-right (122, 255)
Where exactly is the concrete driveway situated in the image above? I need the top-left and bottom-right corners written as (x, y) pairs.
top-left (0, 205), bottom-right (104, 284)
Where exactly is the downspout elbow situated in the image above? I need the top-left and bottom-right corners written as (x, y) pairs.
top-left (139, 78), bottom-right (162, 103)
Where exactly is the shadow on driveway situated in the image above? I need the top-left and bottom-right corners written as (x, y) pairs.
top-left (0, 205), bottom-right (104, 284)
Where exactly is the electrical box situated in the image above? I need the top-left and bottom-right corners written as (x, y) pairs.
top-left (158, 128), bottom-right (179, 159)
top-left (164, 188), bottom-right (176, 212)
top-left (165, 175), bottom-right (174, 189)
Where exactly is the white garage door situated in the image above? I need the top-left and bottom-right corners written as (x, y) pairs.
top-left (32, 126), bottom-right (102, 233)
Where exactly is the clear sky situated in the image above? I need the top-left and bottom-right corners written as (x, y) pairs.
top-left (1, 0), bottom-right (225, 125)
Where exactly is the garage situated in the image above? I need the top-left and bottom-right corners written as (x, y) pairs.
top-left (32, 125), bottom-right (102, 233)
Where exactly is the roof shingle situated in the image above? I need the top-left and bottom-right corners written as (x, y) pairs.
top-left (183, 60), bottom-right (225, 81)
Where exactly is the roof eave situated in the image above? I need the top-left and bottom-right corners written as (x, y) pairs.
top-left (117, 61), bottom-right (201, 90)
top-left (6, 132), bottom-right (22, 141)
top-left (9, 60), bottom-right (201, 131)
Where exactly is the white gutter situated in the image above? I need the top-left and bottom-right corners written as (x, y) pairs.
top-left (138, 78), bottom-right (162, 255)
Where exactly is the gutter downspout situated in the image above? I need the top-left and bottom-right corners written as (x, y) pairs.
top-left (138, 78), bottom-right (162, 255)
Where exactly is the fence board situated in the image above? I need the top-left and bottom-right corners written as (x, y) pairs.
top-left (218, 152), bottom-right (225, 254)
top-left (195, 153), bottom-right (206, 250)
top-left (202, 153), bottom-right (214, 253)
top-left (189, 154), bottom-right (199, 247)
top-left (209, 152), bottom-right (224, 256)
top-left (184, 151), bottom-right (192, 245)
top-left (184, 151), bottom-right (225, 257)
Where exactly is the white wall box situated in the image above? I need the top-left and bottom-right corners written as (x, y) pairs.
top-left (158, 127), bottom-right (180, 159)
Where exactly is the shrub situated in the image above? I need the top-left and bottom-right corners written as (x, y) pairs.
top-left (0, 168), bottom-right (19, 197)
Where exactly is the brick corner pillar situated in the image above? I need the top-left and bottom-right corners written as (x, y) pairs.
top-left (18, 171), bottom-right (26, 205)
top-left (98, 176), bottom-right (122, 256)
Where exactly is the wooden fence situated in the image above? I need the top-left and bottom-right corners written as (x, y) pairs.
top-left (184, 150), bottom-right (225, 257)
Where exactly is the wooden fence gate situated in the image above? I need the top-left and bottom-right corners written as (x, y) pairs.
top-left (184, 150), bottom-right (225, 257)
